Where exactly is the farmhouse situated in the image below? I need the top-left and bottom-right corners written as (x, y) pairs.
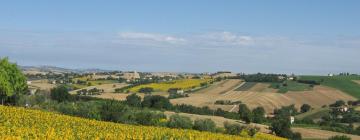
top-left (177, 89), bottom-right (185, 94)
top-left (290, 116), bottom-right (295, 124)
top-left (339, 105), bottom-right (349, 112)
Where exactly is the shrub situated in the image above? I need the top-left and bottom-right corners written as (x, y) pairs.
top-left (300, 104), bottom-right (311, 113)
top-left (168, 93), bottom-right (187, 99)
top-left (238, 104), bottom-right (252, 123)
top-left (328, 135), bottom-right (351, 140)
top-left (330, 100), bottom-right (346, 107)
top-left (270, 118), bottom-right (292, 138)
top-left (126, 94), bottom-right (141, 107)
top-left (133, 110), bottom-right (167, 126)
top-left (193, 119), bottom-right (216, 132)
top-left (223, 122), bottom-right (244, 135)
top-left (247, 127), bottom-right (259, 137)
top-left (167, 114), bottom-right (193, 129)
top-left (292, 132), bottom-right (302, 140)
top-left (297, 80), bottom-right (320, 85)
top-left (138, 87), bottom-right (154, 94)
top-left (99, 100), bottom-right (129, 122)
top-left (142, 95), bottom-right (172, 110)
top-left (75, 101), bottom-right (101, 120)
top-left (50, 85), bottom-right (72, 102)
top-left (252, 107), bottom-right (265, 123)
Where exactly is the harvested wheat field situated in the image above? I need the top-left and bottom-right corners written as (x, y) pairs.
top-left (247, 83), bottom-right (278, 92)
top-left (28, 79), bottom-right (56, 91)
top-left (70, 83), bottom-right (128, 94)
top-left (164, 111), bottom-right (270, 133)
top-left (219, 86), bottom-right (356, 113)
top-left (292, 127), bottom-right (360, 140)
top-left (170, 79), bottom-right (243, 108)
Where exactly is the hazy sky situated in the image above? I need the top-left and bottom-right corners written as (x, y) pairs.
top-left (1, 0), bottom-right (359, 74)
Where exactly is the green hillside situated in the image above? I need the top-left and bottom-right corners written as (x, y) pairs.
top-left (300, 75), bottom-right (360, 99)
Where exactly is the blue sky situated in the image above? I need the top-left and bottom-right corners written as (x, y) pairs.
top-left (1, 0), bottom-right (359, 74)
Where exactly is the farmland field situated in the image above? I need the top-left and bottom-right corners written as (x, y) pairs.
top-left (234, 82), bottom-right (256, 91)
top-left (300, 75), bottom-right (360, 99)
top-left (269, 81), bottom-right (313, 93)
top-left (215, 86), bottom-right (356, 113)
top-left (69, 83), bottom-right (128, 94)
top-left (292, 127), bottom-right (360, 140)
top-left (247, 83), bottom-right (278, 92)
top-left (28, 79), bottom-right (56, 91)
top-left (295, 107), bottom-right (330, 120)
top-left (164, 111), bottom-right (270, 133)
top-left (170, 79), bottom-right (243, 110)
top-left (0, 105), bottom-right (285, 140)
top-left (129, 79), bottom-right (212, 92)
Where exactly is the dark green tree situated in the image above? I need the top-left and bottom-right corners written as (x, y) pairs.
top-left (330, 100), bottom-right (346, 107)
top-left (50, 85), bottom-right (72, 102)
top-left (142, 95), bottom-right (172, 109)
top-left (126, 94), bottom-right (141, 107)
top-left (252, 107), bottom-right (265, 123)
top-left (270, 118), bottom-right (293, 138)
top-left (300, 104), bottom-right (311, 113)
top-left (238, 104), bottom-right (252, 123)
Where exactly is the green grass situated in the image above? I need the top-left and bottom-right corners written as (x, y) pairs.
top-left (292, 124), bottom-right (322, 129)
top-left (356, 106), bottom-right (360, 111)
top-left (70, 80), bottom-right (118, 90)
top-left (295, 107), bottom-right (330, 120)
top-left (88, 80), bottom-right (118, 85)
top-left (269, 80), bottom-right (312, 93)
top-left (234, 82), bottom-right (256, 91)
top-left (300, 75), bottom-right (360, 99)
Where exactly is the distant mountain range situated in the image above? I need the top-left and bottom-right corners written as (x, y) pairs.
top-left (20, 65), bottom-right (114, 74)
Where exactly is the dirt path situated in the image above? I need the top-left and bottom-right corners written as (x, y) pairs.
top-left (229, 105), bottom-right (238, 112)
top-left (353, 80), bottom-right (360, 85)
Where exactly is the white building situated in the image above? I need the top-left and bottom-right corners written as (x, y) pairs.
top-left (290, 116), bottom-right (295, 124)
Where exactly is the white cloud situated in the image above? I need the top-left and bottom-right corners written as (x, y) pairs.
top-left (118, 32), bottom-right (186, 44)
top-left (198, 32), bottom-right (254, 46)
